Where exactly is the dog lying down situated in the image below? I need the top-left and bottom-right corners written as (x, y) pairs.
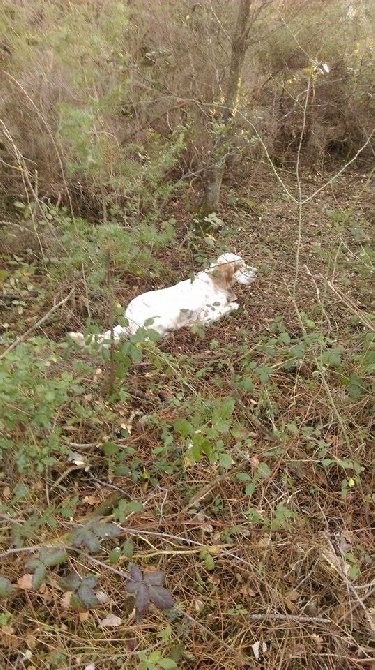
top-left (68, 253), bottom-right (257, 348)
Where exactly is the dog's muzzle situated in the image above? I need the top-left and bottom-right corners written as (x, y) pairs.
top-left (235, 266), bottom-right (257, 285)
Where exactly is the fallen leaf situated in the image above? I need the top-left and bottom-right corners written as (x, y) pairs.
top-left (250, 455), bottom-right (260, 468)
top-left (79, 611), bottom-right (90, 623)
top-left (240, 584), bottom-right (256, 597)
top-left (194, 599), bottom-right (204, 614)
top-left (286, 589), bottom-right (300, 601)
top-left (289, 644), bottom-right (305, 658)
top-left (83, 495), bottom-right (99, 506)
top-left (0, 627), bottom-right (18, 650)
top-left (95, 590), bottom-right (110, 604)
top-left (99, 614), bottom-right (122, 628)
top-left (61, 591), bottom-right (73, 610)
top-left (17, 574), bottom-right (33, 590)
top-left (311, 634), bottom-right (323, 651)
top-left (25, 633), bottom-right (37, 650)
top-left (251, 640), bottom-right (267, 660)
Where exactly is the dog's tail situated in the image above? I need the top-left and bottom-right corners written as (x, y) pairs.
top-left (68, 331), bottom-right (87, 347)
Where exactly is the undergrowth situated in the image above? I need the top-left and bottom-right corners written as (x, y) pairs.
top-left (0, 1), bottom-right (374, 669)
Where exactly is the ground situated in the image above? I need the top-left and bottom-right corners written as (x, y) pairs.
top-left (0, 164), bottom-right (373, 669)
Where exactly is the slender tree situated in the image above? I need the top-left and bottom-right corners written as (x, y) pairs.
top-left (200, 0), bottom-right (272, 219)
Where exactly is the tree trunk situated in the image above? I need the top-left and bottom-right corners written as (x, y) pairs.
top-left (199, 0), bottom-right (257, 222)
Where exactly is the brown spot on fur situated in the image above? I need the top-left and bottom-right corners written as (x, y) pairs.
top-left (210, 261), bottom-right (242, 292)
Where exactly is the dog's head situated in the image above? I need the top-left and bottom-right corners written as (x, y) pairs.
top-left (209, 253), bottom-right (257, 289)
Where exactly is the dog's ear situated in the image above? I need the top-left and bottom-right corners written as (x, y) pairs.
top-left (211, 261), bottom-right (236, 289)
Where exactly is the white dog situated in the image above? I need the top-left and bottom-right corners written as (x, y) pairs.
top-left (68, 253), bottom-right (257, 347)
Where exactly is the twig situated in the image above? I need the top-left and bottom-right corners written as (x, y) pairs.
top-left (247, 613), bottom-right (330, 624)
top-left (4, 72), bottom-right (74, 218)
top-left (0, 546), bottom-right (42, 559)
top-left (302, 131), bottom-right (374, 204)
top-left (72, 549), bottom-right (130, 581)
top-left (323, 536), bottom-right (375, 633)
top-left (0, 289), bottom-right (74, 359)
top-left (323, 277), bottom-right (374, 332)
top-left (294, 76), bottom-right (312, 295)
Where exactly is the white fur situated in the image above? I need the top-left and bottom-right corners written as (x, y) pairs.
top-left (68, 253), bottom-right (257, 347)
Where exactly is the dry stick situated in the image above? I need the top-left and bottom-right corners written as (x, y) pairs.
top-left (0, 546), bottom-right (42, 559)
top-left (287, 283), bottom-right (351, 449)
top-left (302, 131), bottom-right (374, 204)
top-left (247, 613), bottom-right (330, 624)
top-left (0, 119), bottom-right (45, 256)
top-left (0, 289), bottom-right (74, 360)
top-left (323, 277), bottom-right (374, 332)
top-left (294, 76), bottom-right (311, 296)
top-left (323, 536), bottom-right (375, 634)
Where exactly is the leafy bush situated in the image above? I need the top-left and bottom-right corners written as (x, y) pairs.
top-left (0, 339), bottom-right (89, 472)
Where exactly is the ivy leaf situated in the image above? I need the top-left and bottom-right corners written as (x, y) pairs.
top-left (129, 563), bottom-right (143, 583)
top-left (39, 547), bottom-right (68, 567)
top-left (71, 526), bottom-right (101, 553)
top-left (77, 576), bottom-right (99, 609)
top-left (59, 573), bottom-right (82, 592)
top-left (144, 570), bottom-right (164, 587)
top-left (25, 558), bottom-right (47, 590)
top-left (60, 573), bottom-right (99, 610)
top-left (134, 582), bottom-right (150, 621)
top-left (125, 564), bottom-right (174, 622)
top-left (93, 522), bottom-right (121, 539)
top-left (148, 585), bottom-right (174, 611)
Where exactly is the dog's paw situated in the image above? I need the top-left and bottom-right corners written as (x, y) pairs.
top-left (230, 302), bottom-right (240, 311)
top-left (67, 331), bottom-right (86, 347)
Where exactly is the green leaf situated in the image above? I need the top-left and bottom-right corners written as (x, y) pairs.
top-left (218, 396), bottom-right (235, 420)
top-left (239, 377), bottom-right (253, 391)
top-left (200, 550), bottom-right (215, 571)
top-left (218, 452), bottom-right (233, 469)
top-left (76, 576), bottom-right (99, 609)
top-left (173, 418), bottom-right (193, 437)
top-left (245, 481), bottom-right (256, 496)
top-left (347, 374), bottom-right (364, 399)
top-left (70, 525), bottom-right (101, 553)
top-left (159, 659), bottom-right (178, 670)
top-left (39, 547), bottom-right (68, 568)
top-left (32, 564), bottom-right (47, 590)
top-left (94, 522), bottom-right (121, 539)
top-left (257, 463), bottom-right (271, 479)
top-left (102, 441), bottom-right (119, 456)
top-left (122, 539), bottom-right (134, 557)
top-left (236, 472), bottom-right (251, 482)
top-left (59, 573), bottom-right (82, 592)
top-left (114, 499), bottom-right (143, 522)
top-left (321, 348), bottom-right (342, 367)
top-left (256, 366), bottom-right (273, 384)
top-left (109, 547), bottom-right (121, 564)
top-left (130, 344), bottom-right (143, 364)
top-left (0, 576), bottom-right (14, 598)
top-left (279, 330), bottom-right (291, 344)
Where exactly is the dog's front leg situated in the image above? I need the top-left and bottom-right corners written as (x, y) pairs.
top-left (204, 301), bottom-right (239, 324)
